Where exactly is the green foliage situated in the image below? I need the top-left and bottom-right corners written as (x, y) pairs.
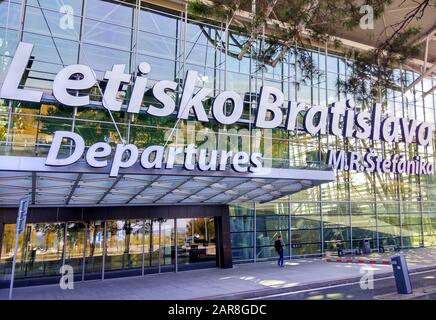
top-left (0, 124), bottom-right (6, 141)
top-left (187, 0), bottom-right (394, 58)
top-left (188, 0), bottom-right (252, 21)
top-left (187, 0), bottom-right (434, 104)
top-left (188, 0), bottom-right (227, 20)
top-left (339, 27), bottom-right (422, 104)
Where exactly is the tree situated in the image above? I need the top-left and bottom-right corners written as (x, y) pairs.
top-left (188, 0), bottom-right (436, 102)
top-left (339, 3), bottom-right (432, 104)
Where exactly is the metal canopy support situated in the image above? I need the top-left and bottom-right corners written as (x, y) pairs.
top-left (201, 179), bottom-right (251, 203)
top-left (404, 30), bottom-right (436, 93)
top-left (65, 173), bottom-right (83, 205)
top-left (404, 63), bottom-right (436, 92)
top-left (403, 29), bottom-right (436, 93)
top-left (125, 175), bottom-right (161, 204)
top-left (177, 177), bottom-right (226, 203)
top-left (229, 179), bottom-right (282, 203)
top-left (423, 84), bottom-right (436, 98)
top-left (152, 176), bottom-right (194, 203)
top-left (31, 172), bottom-right (36, 205)
top-left (413, 22), bottom-right (436, 45)
top-left (97, 175), bottom-right (123, 204)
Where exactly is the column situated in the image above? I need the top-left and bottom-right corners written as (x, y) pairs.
top-left (216, 206), bottom-right (233, 268)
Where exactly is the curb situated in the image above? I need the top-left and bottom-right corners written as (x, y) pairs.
top-left (193, 264), bottom-right (436, 300)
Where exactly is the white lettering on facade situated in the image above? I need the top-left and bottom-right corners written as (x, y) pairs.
top-left (1, 42), bottom-right (434, 176)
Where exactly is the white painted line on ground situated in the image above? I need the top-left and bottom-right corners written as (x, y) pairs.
top-left (246, 269), bottom-right (436, 300)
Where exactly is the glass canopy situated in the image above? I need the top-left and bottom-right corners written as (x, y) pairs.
top-left (0, 156), bottom-right (334, 206)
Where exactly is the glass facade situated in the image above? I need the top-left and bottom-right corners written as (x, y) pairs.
top-left (0, 217), bottom-right (216, 281)
top-left (0, 0), bottom-right (435, 271)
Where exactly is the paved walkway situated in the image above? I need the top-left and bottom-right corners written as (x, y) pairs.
top-left (1, 247), bottom-right (436, 300)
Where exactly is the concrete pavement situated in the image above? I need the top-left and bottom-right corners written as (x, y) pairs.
top-left (255, 268), bottom-right (436, 300)
top-left (1, 247), bottom-right (436, 300)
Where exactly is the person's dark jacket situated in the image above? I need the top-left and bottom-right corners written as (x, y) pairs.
top-left (274, 239), bottom-right (283, 252)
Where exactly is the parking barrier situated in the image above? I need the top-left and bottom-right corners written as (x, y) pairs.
top-left (325, 257), bottom-right (391, 265)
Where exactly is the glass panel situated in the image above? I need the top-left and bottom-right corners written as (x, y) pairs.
top-left (0, 224), bottom-right (17, 281)
top-left (137, 54), bottom-right (175, 81)
top-left (0, 223), bottom-right (65, 279)
top-left (291, 243), bottom-right (322, 255)
top-left (64, 222), bottom-right (86, 276)
top-left (159, 219), bottom-right (175, 269)
top-left (257, 245), bottom-right (289, 259)
top-left (149, 219), bottom-right (175, 270)
top-left (74, 119), bottom-right (126, 146)
top-left (105, 220), bottom-right (144, 271)
top-left (0, 29), bottom-right (19, 83)
top-left (9, 104), bottom-right (73, 156)
top-left (22, 32), bottom-right (79, 66)
top-left (290, 201), bottom-right (322, 255)
top-left (86, 0), bottom-right (133, 27)
top-left (232, 247), bottom-right (253, 261)
top-left (0, 98), bottom-right (9, 138)
top-left (27, 0), bottom-right (83, 13)
top-left (324, 227), bottom-right (351, 251)
top-left (424, 234), bottom-right (436, 246)
top-left (231, 232), bottom-right (253, 248)
top-left (229, 204), bottom-right (253, 217)
top-left (24, 6), bottom-right (81, 40)
top-left (256, 231), bottom-right (289, 259)
top-left (80, 44), bottom-right (131, 73)
top-left (0, 1), bottom-right (21, 29)
top-left (176, 217), bottom-right (216, 266)
top-left (230, 216), bottom-right (253, 232)
top-left (84, 221), bottom-right (104, 276)
top-left (83, 20), bottom-right (132, 51)
top-left (28, 223), bottom-right (65, 278)
top-left (256, 215), bottom-right (289, 230)
top-left (351, 202), bottom-right (377, 248)
top-left (139, 10), bottom-right (177, 36)
top-left (138, 31), bottom-right (176, 60)
top-left (143, 220), bottom-right (152, 268)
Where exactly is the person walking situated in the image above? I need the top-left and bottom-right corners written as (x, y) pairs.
top-left (274, 235), bottom-right (284, 267)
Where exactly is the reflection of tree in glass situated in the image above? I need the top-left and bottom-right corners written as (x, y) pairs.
top-left (41, 106), bottom-right (124, 146)
top-left (88, 223), bottom-right (100, 258)
top-left (187, 218), bottom-right (214, 243)
top-left (0, 116), bottom-right (6, 141)
top-left (33, 223), bottom-right (65, 262)
top-left (39, 100), bottom-right (186, 149)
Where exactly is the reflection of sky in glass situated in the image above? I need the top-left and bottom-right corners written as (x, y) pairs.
top-left (0, 1), bottom-right (20, 29)
top-left (27, 0), bottom-right (83, 14)
top-left (83, 20), bottom-right (132, 51)
top-left (140, 10), bottom-right (176, 37)
top-left (80, 44), bottom-right (130, 73)
top-left (23, 32), bottom-right (79, 65)
top-left (86, 0), bottom-right (132, 27)
top-left (0, 0), bottom-right (434, 262)
top-left (24, 6), bottom-right (80, 40)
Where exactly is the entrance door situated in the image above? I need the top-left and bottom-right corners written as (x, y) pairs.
top-left (83, 221), bottom-right (104, 280)
top-left (150, 218), bottom-right (175, 273)
top-left (64, 222), bottom-right (86, 278)
top-left (104, 219), bottom-right (143, 275)
top-left (176, 217), bottom-right (216, 270)
top-left (145, 217), bottom-right (217, 273)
